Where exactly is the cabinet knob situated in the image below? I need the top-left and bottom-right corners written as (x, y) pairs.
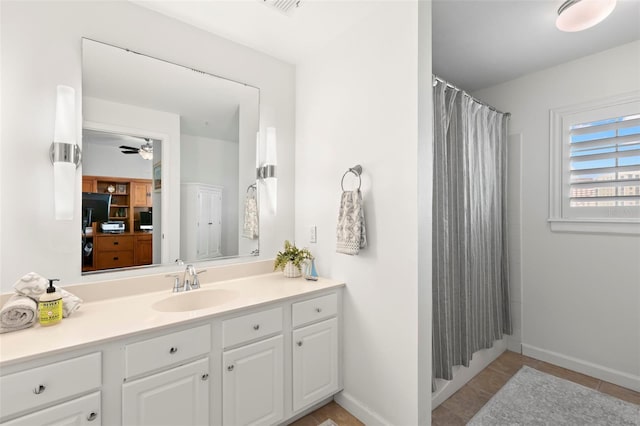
top-left (201, 373), bottom-right (209, 381)
top-left (227, 365), bottom-right (235, 372)
top-left (315, 308), bottom-right (322, 313)
top-left (33, 384), bottom-right (46, 394)
top-left (169, 347), bottom-right (178, 354)
top-left (87, 412), bottom-right (98, 422)
top-left (253, 324), bottom-right (260, 331)
top-left (297, 341), bottom-right (303, 347)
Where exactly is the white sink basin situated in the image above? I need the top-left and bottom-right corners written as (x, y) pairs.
top-left (152, 289), bottom-right (238, 312)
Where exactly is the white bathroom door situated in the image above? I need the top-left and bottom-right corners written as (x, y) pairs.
top-left (196, 188), bottom-right (221, 259)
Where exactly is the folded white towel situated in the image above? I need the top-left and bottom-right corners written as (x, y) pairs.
top-left (242, 189), bottom-right (259, 240)
top-left (13, 272), bottom-right (82, 318)
top-left (336, 190), bottom-right (367, 255)
top-left (0, 294), bottom-right (37, 333)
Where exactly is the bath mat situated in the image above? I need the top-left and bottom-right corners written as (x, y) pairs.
top-left (317, 420), bottom-right (338, 426)
top-left (468, 366), bottom-right (640, 425)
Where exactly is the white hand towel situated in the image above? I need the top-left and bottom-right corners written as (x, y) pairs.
top-left (242, 189), bottom-right (259, 240)
top-left (13, 272), bottom-right (83, 318)
top-left (0, 294), bottom-right (37, 333)
top-left (336, 189), bottom-right (367, 255)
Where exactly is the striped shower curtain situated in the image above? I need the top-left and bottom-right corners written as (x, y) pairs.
top-left (432, 78), bottom-right (512, 382)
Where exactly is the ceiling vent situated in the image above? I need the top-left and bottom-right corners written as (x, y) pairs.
top-left (260, 0), bottom-right (301, 16)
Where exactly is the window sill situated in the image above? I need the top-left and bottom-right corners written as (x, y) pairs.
top-left (548, 218), bottom-right (640, 235)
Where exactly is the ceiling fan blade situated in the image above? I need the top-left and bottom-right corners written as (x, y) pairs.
top-left (122, 151), bottom-right (139, 154)
top-left (119, 145), bottom-right (139, 150)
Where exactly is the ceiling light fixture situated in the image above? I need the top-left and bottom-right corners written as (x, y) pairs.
top-left (556, 0), bottom-right (617, 32)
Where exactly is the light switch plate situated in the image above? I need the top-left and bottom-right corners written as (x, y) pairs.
top-left (310, 226), bottom-right (317, 243)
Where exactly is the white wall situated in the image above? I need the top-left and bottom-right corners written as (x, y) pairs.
top-left (0, 0), bottom-right (295, 291)
top-left (475, 40), bottom-right (640, 391)
top-left (83, 140), bottom-right (153, 180)
top-left (295, 2), bottom-right (432, 424)
top-left (181, 134), bottom-right (239, 256)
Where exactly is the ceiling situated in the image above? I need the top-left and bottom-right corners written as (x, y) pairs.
top-left (83, 38), bottom-right (258, 141)
top-left (134, 0), bottom-right (640, 92)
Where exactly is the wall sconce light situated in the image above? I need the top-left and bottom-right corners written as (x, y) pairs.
top-left (556, 0), bottom-right (617, 32)
top-left (49, 85), bottom-right (81, 220)
top-left (257, 127), bottom-right (277, 214)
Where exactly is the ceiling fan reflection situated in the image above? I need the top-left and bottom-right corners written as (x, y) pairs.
top-left (119, 139), bottom-right (153, 160)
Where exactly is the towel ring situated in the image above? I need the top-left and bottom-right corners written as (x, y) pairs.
top-left (341, 165), bottom-right (363, 191)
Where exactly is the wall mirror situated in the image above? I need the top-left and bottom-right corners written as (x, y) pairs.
top-left (81, 38), bottom-right (260, 274)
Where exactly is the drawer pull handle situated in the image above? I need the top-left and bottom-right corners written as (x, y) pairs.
top-left (87, 412), bottom-right (98, 421)
top-left (113, 241), bottom-right (119, 245)
top-left (113, 257), bottom-right (119, 261)
top-left (297, 341), bottom-right (303, 347)
top-left (201, 374), bottom-right (209, 381)
top-left (169, 347), bottom-right (178, 354)
top-left (315, 308), bottom-right (322, 313)
top-left (227, 365), bottom-right (234, 372)
top-left (33, 384), bottom-right (46, 394)
top-left (253, 324), bottom-right (260, 330)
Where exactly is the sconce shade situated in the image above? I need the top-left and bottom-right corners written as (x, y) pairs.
top-left (257, 127), bottom-right (278, 215)
top-left (54, 85), bottom-right (76, 143)
top-left (556, 0), bottom-right (616, 32)
top-left (265, 127), bottom-right (277, 166)
top-left (52, 85), bottom-right (78, 220)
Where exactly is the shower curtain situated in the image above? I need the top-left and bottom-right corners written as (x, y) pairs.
top-left (432, 78), bottom-right (512, 382)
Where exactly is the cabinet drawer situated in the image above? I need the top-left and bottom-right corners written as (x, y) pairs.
top-left (292, 293), bottom-right (338, 328)
top-left (125, 324), bottom-right (211, 379)
top-left (222, 307), bottom-right (283, 348)
top-left (1, 392), bottom-right (101, 426)
top-left (95, 250), bottom-right (134, 270)
top-left (95, 235), bottom-right (134, 251)
top-left (0, 353), bottom-right (101, 418)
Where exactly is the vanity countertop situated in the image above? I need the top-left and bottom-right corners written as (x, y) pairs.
top-left (0, 272), bottom-right (344, 367)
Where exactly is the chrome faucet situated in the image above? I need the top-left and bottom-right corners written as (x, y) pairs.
top-left (166, 264), bottom-right (207, 293)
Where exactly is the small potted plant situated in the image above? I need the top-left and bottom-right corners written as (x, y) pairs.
top-left (274, 240), bottom-right (313, 278)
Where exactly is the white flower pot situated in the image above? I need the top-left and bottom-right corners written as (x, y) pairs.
top-left (283, 261), bottom-right (301, 278)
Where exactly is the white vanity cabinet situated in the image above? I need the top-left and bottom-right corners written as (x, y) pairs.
top-left (0, 353), bottom-right (102, 426)
top-left (291, 293), bottom-right (340, 413)
top-left (1, 392), bottom-right (101, 426)
top-left (0, 280), bottom-right (343, 426)
top-left (221, 307), bottom-right (284, 426)
top-left (121, 325), bottom-right (211, 426)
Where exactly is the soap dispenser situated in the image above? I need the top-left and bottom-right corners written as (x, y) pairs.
top-left (38, 279), bottom-right (62, 326)
top-left (305, 258), bottom-right (319, 281)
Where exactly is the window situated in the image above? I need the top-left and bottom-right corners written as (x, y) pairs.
top-left (549, 93), bottom-right (640, 234)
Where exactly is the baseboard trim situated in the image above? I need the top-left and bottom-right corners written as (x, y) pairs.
top-left (334, 391), bottom-right (391, 426)
top-left (522, 344), bottom-right (640, 392)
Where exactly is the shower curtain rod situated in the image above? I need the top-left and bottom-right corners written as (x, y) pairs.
top-left (433, 75), bottom-right (511, 117)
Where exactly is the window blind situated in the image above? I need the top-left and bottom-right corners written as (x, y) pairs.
top-left (569, 114), bottom-right (640, 207)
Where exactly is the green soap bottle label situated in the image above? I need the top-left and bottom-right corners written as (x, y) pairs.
top-left (39, 300), bottom-right (62, 324)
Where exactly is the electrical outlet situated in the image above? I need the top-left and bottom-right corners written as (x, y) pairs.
top-left (310, 226), bottom-right (317, 243)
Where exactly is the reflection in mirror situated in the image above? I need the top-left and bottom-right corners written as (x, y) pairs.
top-left (81, 38), bottom-right (260, 274)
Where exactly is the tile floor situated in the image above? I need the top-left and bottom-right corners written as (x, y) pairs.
top-left (292, 351), bottom-right (640, 426)
top-left (290, 401), bottom-right (364, 426)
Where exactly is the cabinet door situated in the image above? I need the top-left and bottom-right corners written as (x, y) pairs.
top-left (292, 317), bottom-right (339, 412)
top-left (2, 392), bottom-right (101, 426)
top-left (82, 177), bottom-right (96, 193)
top-left (134, 234), bottom-right (152, 265)
top-left (132, 182), bottom-right (152, 207)
top-left (196, 189), bottom-right (221, 259)
top-left (222, 335), bottom-right (283, 426)
top-left (122, 358), bottom-right (209, 426)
